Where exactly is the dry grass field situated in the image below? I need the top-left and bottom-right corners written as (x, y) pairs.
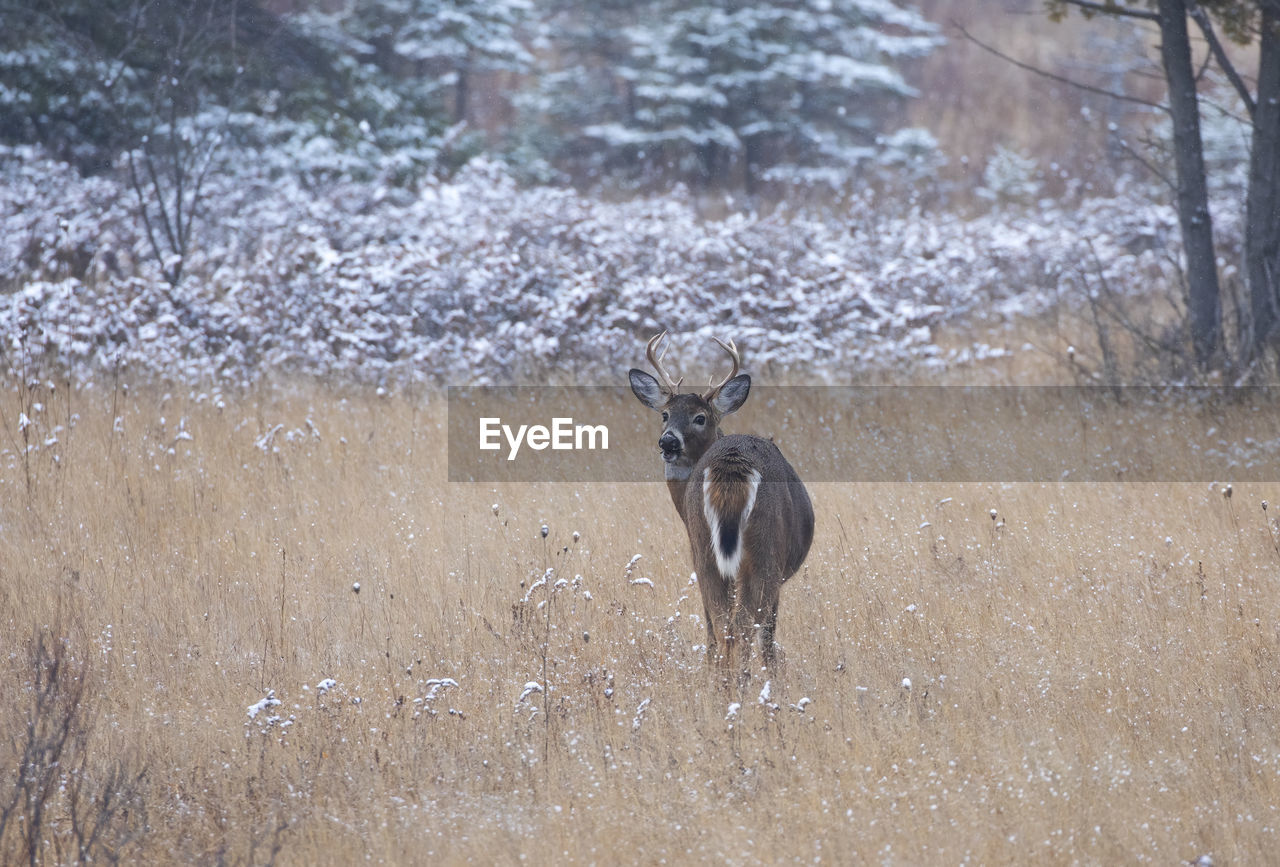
top-left (3, 371), bottom-right (1280, 864)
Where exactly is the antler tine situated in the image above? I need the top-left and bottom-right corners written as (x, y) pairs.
top-left (645, 331), bottom-right (683, 394)
top-left (703, 336), bottom-right (740, 400)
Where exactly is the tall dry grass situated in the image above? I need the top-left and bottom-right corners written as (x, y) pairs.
top-left (2, 374), bottom-right (1279, 864)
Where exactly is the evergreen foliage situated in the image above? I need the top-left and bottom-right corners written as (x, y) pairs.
top-left (527, 0), bottom-right (940, 190)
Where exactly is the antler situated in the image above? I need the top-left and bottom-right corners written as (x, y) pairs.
top-left (645, 331), bottom-right (683, 394)
top-left (703, 336), bottom-right (740, 401)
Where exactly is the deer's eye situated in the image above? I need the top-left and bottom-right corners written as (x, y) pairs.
top-left (694, 414), bottom-right (706, 426)
top-left (661, 411), bottom-right (669, 422)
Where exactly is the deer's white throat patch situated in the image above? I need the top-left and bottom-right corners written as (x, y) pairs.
top-left (702, 468), bottom-right (762, 580)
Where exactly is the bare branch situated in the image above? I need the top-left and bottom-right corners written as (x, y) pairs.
top-left (1188, 2), bottom-right (1257, 117)
top-left (126, 149), bottom-right (173, 285)
top-left (1113, 134), bottom-right (1176, 193)
top-left (140, 138), bottom-right (180, 266)
top-left (1194, 42), bottom-right (1213, 84)
top-left (1054, 0), bottom-right (1160, 22)
top-left (168, 103), bottom-right (185, 265)
top-left (953, 21), bottom-right (1167, 113)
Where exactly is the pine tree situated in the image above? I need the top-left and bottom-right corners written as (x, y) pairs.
top-left (571, 0), bottom-right (940, 191)
top-left (317, 0), bottom-right (533, 123)
top-left (513, 0), bottom-right (653, 183)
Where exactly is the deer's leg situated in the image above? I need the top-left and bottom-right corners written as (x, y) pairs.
top-left (760, 592), bottom-right (781, 669)
top-left (699, 567), bottom-right (733, 669)
top-left (702, 602), bottom-right (725, 668)
top-left (730, 568), bottom-right (771, 679)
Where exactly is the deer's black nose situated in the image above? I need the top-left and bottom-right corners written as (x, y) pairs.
top-left (659, 432), bottom-right (681, 455)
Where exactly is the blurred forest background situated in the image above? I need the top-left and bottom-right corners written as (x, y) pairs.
top-left (1, 0), bottom-right (1278, 382)
top-left (0, 0), bottom-right (1171, 196)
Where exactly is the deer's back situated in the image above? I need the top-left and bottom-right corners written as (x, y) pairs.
top-left (685, 434), bottom-right (814, 582)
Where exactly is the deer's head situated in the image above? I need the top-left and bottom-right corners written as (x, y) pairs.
top-left (629, 332), bottom-right (751, 481)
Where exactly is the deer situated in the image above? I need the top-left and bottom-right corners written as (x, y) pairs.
top-left (629, 332), bottom-right (813, 674)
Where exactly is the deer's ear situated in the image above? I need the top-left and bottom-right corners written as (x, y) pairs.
top-left (711, 373), bottom-right (751, 415)
top-left (629, 369), bottom-right (667, 410)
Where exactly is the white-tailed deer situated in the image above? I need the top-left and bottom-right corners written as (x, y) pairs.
top-left (629, 332), bottom-right (813, 671)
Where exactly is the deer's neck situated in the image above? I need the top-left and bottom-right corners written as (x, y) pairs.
top-left (662, 427), bottom-right (722, 522)
top-left (666, 475), bottom-right (691, 523)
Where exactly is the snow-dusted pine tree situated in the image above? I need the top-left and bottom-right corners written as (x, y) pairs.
top-left (511, 0), bottom-right (648, 184)
top-left (554, 0), bottom-right (941, 191)
top-left (307, 0), bottom-right (533, 123)
top-left (391, 0), bottom-right (532, 122)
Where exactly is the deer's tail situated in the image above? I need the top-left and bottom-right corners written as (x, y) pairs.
top-left (702, 465), bottom-right (762, 582)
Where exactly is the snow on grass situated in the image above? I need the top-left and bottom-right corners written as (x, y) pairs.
top-left (516, 681), bottom-right (543, 705)
top-left (246, 691), bottom-right (281, 720)
top-left (246, 689), bottom-right (292, 736)
top-left (632, 697), bottom-right (650, 731)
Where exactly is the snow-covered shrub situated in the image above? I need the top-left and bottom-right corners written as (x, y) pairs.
top-left (978, 145), bottom-right (1042, 205)
top-left (1, 146), bottom-right (1195, 386)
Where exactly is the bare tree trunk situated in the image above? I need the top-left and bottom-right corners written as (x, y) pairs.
top-left (696, 140), bottom-right (719, 188)
top-left (743, 135), bottom-right (758, 198)
top-left (1247, 3), bottom-right (1280, 362)
top-left (1157, 0), bottom-right (1222, 367)
top-left (455, 51), bottom-right (471, 124)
